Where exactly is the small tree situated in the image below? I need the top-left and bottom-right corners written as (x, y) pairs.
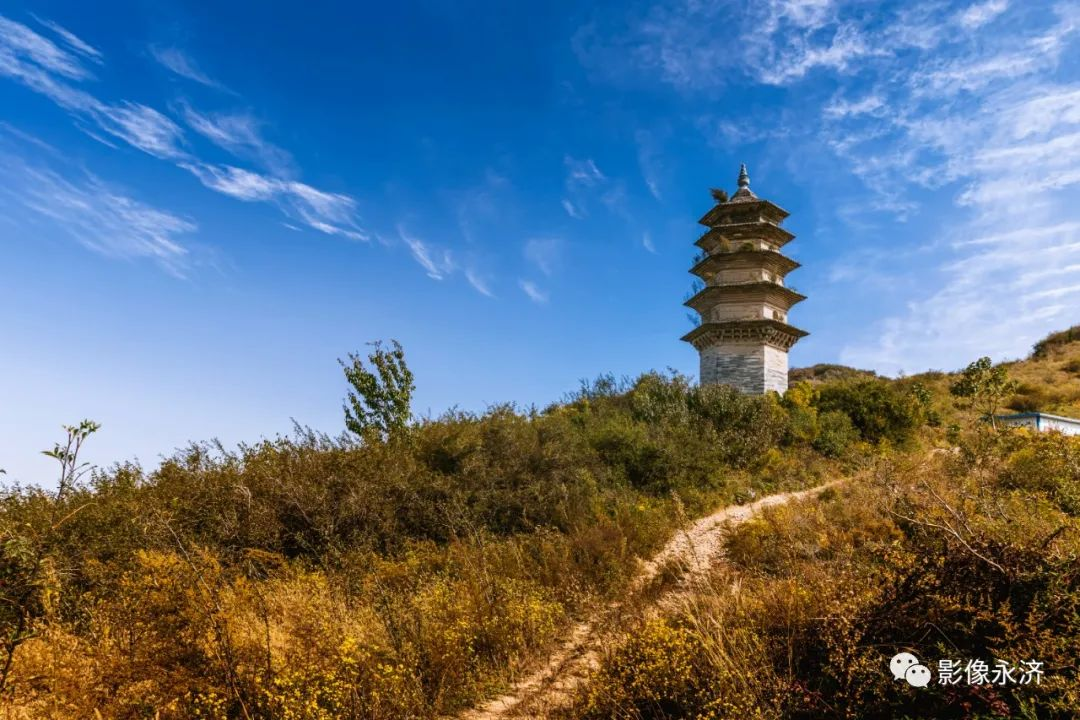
top-left (950, 356), bottom-right (1018, 428)
top-left (1, 420), bottom-right (99, 694)
top-left (339, 340), bottom-right (414, 439)
top-left (42, 419), bottom-right (101, 503)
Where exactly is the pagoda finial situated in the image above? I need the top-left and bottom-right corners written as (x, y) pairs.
top-left (732, 163), bottom-right (756, 200)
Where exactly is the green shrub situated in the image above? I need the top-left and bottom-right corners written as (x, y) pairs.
top-left (815, 379), bottom-right (920, 445)
top-left (812, 410), bottom-right (858, 457)
top-left (1002, 434), bottom-right (1080, 515)
top-left (690, 385), bottom-right (789, 466)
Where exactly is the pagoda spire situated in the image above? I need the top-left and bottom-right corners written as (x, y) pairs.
top-left (732, 163), bottom-right (756, 200)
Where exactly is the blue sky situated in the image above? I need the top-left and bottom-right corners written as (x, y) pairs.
top-left (2, 0), bottom-right (1078, 483)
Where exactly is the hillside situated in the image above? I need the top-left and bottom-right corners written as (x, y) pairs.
top-left (1003, 324), bottom-right (1080, 417)
top-left (1, 329), bottom-right (1079, 718)
top-left (788, 363), bottom-right (877, 384)
top-left (568, 331), bottom-right (1080, 720)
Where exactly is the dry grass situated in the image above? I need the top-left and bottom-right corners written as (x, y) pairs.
top-left (574, 434), bottom-right (1080, 718)
top-left (1003, 345), bottom-right (1080, 417)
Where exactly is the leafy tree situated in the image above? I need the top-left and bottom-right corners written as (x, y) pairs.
top-left (950, 356), bottom-right (1019, 428)
top-left (340, 340), bottom-right (415, 439)
top-left (907, 380), bottom-right (941, 427)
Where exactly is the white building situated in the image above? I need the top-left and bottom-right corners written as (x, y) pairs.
top-left (996, 412), bottom-right (1080, 436)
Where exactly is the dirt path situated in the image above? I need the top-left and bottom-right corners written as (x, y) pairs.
top-left (455, 481), bottom-right (840, 720)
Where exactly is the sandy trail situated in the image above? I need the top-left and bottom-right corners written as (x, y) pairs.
top-left (455, 481), bottom-right (839, 720)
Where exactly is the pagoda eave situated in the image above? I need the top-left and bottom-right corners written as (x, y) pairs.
top-left (690, 250), bottom-right (801, 278)
top-left (695, 223), bottom-right (795, 251)
top-left (698, 198), bottom-right (790, 227)
top-left (681, 319), bottom-right (809, 352)
top-left (684, 282), bottom-right (807, 312)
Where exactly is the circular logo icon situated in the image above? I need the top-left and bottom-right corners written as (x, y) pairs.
top-left (890, 652), bottom-right (919, 681)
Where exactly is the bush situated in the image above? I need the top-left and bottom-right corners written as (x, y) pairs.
top-left (1002, 433), bottom-right (1080, 515)
top-left (815, 379), bottom-right (921, 445)
top-left (690, 385), bottom-right (789, 466)
top-left (813, 410), bottom-right (858, 458)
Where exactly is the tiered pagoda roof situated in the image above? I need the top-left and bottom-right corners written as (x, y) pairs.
top-left (681, 164), bottom-right (807, 352)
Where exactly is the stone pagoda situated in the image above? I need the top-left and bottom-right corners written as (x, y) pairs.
top-left (681, 164), bottom-right (807, 394)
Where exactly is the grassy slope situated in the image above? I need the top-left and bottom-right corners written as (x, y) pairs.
top-left (0, 377), bottom-right (835, 719)
top-left (578, 330), bottom-right (1080, 720)
top-left (3, 329), bottom-right (1078, 719)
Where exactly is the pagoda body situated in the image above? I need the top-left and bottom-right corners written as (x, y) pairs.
top-left (681, 165), bottom-right (807, 395)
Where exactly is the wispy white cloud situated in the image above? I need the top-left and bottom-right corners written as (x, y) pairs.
top-left (0, 14), bottom-right (368, 243)
top-left (95, 101), bottom-right (186, 159)
top-left (524, 237), bottom-right (561, 276)
top-left (561, 198), bottom-right (584, 219)
top-left (30, 15), bottom-right (102, 63)
top-left (562, 155), bottom-right (609, 219)
top-left (398, 225), bottom-right (454, 280)
top-left (180, 104), bottom-right (293, 174)
top-left (285, 180), bottom-right (366, 240)
top-left (634, 129), bottom-right (664, 200)
top-left (183, 162), bottom-right (279, 200)
top-left (957, 0), bottom-right (1009, 29)
top-left (823, 93), bottom-right (886, 119)
top-left (0, 14), bottom-right (90, 80)
top-left (564, 156), bottom-right (605, 187)
top-left (642, 231), bottom-right (656, 253)
top-left (0, 146), bottom-right (195, 275)
top-left (184, 162), bottom-right (367, 239)
top-left (519, 279), bottom-right (548, 304)
top-left (756, 23), bottom-right (882, 85)
top-left (149, 45), bottom-right (221, 89)
top-left (465, 267), bottom-right (495, 297)
top-left (575, 0), bottom-right (852, 90)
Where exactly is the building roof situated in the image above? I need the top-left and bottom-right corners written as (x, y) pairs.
top-left (697, 165), bottom-right (790, 226)
top-left (996, 412), bottom-right (1080, 424)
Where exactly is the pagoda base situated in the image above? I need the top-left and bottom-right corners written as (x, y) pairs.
top-left (699, 341), bottom-right (789, 395)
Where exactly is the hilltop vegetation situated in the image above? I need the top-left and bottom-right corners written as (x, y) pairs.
top-left (1, 372), bottom-right (845, 719)
top-left (1003, 325), bottom-right (1080, 417)
top-left (1, 328), bottom-right (1079, 719)
top-left (574, 333), bottom-right (1080, 720)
